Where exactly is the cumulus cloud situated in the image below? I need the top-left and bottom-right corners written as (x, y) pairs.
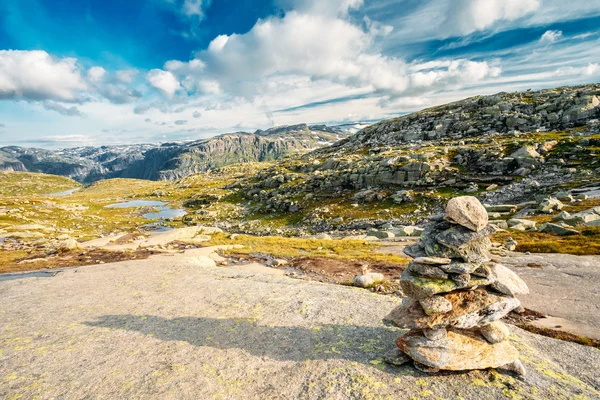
top-left (554, 63), bottom-right (600, 77)
top-left (441, 0), bottom-right (540, 37)
top-left (146, 69), bottom-right (181, 98)
top-left (166, 9), bottom-right (499, 103)
top-left (0, 50), bottom-right (87, 102)
top-left (87, 66), bottom-right (107, 82)
top-left (193, 111), bottom-right (202, 118)
top-left (540, 30), bottom-right (563, 43)
top-left (174, 119), bottom-right (188, 125)
top-left (42, 101), bottom-right (85, 117)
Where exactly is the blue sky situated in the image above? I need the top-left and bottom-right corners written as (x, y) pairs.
top-left (0, 0), bottom-right (599, 148)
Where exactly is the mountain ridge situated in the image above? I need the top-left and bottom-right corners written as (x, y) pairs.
top-left (0, 123), bottom-right (356, 183)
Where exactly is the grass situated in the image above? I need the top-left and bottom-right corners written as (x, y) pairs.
top-left (516, 323), bottom-right (600, 349)
top-left (0, 171), bottom-right (81, 197)
top-left (206, 233), bottom-right (410, 265)
top-left (494, 227), bottom-right (600, 255)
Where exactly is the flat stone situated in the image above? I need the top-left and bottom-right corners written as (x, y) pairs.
top-left (436, 225), bottom-right (495, 251)
top-left (489, 263), bottom-right (529, 297)
top-left (397, 329), bottom-right (520, 371)
top-left (445, 196), bottom-right (489, 232)
top-left (384, 289), bottom-right (520, 330)
top-left (418, 296), bottom-right (453, 315)
top-left (399, 269), bottom-right (458, 300)
top-left (480, 320), bottom-right (510, 344)
top-left (413, 257), bottom-right (451, 265)
top-left (437, 262), bottom-right (479, 274)
top-left (407, 262), bottom-right (448, 279)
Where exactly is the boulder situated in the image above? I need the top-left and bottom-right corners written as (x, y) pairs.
top-left (353, 271), bottom-right (385, 288)
top-left (366, 230), bottom-right (395, 239)
top-left (445, 197), bottom-right (489, 232)
top-left (509, 146), bottom-right (541, 159)
top-left (59, 238), bottom-right (79, 251)
top-left (397, 329), bottom-right (520, 371)
top-left (538, 198), bottom-right (564, 213)
top-left (537, 223), bottom-right (580, 236)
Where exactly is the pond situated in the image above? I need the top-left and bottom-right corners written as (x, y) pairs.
top-left (104, 200), bottom-right (187, 231)
top-left (49, 188), bottom-right (80, 196)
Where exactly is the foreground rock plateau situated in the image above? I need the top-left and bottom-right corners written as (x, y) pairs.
top-left (1, 253), bottom-right (599, 399)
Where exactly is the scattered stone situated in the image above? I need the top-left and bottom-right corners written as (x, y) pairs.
top-left (505, 238), bottom-right (518, 251)
top-left (537, 223), bottom-right (580, 236)
top-left (59, 238), bottom-right (79, 251)
top-left (353, 266), bottom-right (385, 288)
top-left (366, 230), bottom-right (395, 239)
top-left (538, 198), bottom-right (564, 213)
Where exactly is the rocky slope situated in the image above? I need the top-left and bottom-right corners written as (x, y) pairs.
top-left (189, 84), bottom-right (599, 234)
top-left (0, 124), bottom-right (353, 183)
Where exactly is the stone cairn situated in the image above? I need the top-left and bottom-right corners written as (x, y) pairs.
top-left (384, 196), bottom-right (529, 376)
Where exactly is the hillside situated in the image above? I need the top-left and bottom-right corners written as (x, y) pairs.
top-left (181, 84), bottom-right (599, 233)
top-left (0, 124), bottom-right (353, 183)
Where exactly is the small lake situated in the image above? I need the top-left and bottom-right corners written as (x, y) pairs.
top-left (105, 200), bottom-right (187, 231)
top-left (50, 188), bottom-right (80, 196)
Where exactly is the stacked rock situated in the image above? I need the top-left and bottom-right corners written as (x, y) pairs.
top-left (384, 196), bottom-right (529, 376)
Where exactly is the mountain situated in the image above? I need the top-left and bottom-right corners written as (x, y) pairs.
top-left (0, 124), bottom-right (355, 183)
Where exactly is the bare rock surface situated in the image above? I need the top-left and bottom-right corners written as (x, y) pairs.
top-left (0, 255), bottom-right (599, 399)
top-left (503, 252), bottom-right (600, 340)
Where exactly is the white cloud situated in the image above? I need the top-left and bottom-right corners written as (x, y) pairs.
top-left (115, 69), bottom-right (138, 83)
top-left (441, 0), bottom-right (540, 37)
top-left (554, 63), bottom-right (600, 77)
top-left (146, 69), bottom-right (182, 98)
top-left (0, 50), bottom-right (87, 101)
top-left (540, 30), bottom-right (562, 43)
top-left (168, 10), bottom-right (498, 103)
top-left (87, 66), bottom-right (107, 82)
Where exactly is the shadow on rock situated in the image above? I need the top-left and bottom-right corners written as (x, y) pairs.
top-left (85, 315), bottom-right (406, 366)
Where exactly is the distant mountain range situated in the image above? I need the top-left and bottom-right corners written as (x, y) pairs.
top-left (0, 123), bottom-right (366, 182)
